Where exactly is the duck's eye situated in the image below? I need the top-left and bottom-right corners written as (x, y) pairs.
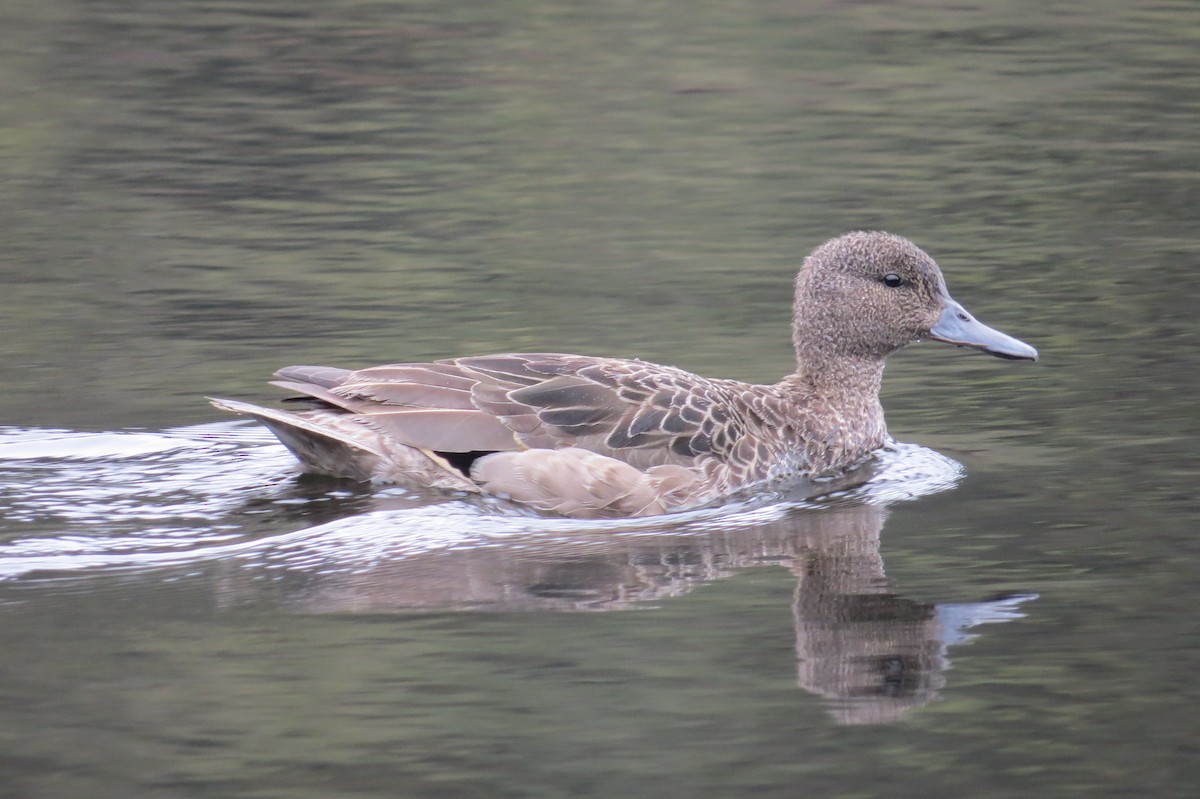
top-left (882, 274), bottom-right (904, 288)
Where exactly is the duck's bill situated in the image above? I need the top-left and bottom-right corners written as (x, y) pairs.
top-left (929, 298), bottom-right (1038, 361)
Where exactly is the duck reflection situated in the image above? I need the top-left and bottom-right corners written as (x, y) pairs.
top-left (219, 492), bottom-right (1033, 724)
top-left (0, 427), bottom-right (1034, 723)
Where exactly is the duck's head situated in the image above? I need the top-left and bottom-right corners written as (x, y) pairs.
top-left (793, 231), bottom-right (1038, 363)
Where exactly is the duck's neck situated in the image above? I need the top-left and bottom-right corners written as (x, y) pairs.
top-left (776, 352), bottom-right (889, 462)
top-left (787, 347), bottom-right (886, 399)
top-left (787, 302), bottom-right (890, 411)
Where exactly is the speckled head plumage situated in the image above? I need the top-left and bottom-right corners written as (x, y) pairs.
top-left (792, 231), bottom-right (950, 362)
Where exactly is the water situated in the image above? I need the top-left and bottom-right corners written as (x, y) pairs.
top-left (1, 1), bottom-right (1198, 797)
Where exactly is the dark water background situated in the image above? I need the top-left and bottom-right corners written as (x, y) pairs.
top-left (2, 1), bottom-right (1198, 797)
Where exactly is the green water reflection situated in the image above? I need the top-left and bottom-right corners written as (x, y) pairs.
top-left (1, 0), bottom-right (1198, 797)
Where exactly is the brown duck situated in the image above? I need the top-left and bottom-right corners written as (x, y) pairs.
top-left (212, 231), bottom-right (1037, 517)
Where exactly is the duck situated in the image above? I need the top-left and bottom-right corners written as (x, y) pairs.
top-left (211, 231), bottom-right (1037, 518)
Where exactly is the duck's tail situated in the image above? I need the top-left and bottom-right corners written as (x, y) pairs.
top-left (208, 397), bottom-right (481, 491)
top-left (209, 397), bottom-right (385, 481)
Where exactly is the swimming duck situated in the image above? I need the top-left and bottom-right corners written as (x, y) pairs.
top-left (211, 231), bottom-right (1036, 517)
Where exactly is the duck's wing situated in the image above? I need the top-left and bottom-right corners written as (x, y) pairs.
top-left (272, 353), bottom-right (750, 469)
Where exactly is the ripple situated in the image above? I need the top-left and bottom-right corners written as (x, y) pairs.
top-left (0, 425), bottom-right (962, 584)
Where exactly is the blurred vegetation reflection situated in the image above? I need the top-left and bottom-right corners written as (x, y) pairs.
top-left (1, 0), bottom-right (1198, 796)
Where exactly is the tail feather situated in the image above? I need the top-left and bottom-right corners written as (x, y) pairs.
top-left (210, 397), bottom-right (480, 491)
top-left (209, 397), bottom-right (384, 481)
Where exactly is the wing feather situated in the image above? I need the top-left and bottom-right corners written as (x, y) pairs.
top-left (262, 353), bottom-right (747, 465)
top-left (366, 408), bottom-right (519, 452)
top-left (342, 381), bottom-right (477, 410)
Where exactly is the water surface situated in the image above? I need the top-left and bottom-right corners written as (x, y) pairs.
top-left (1, 1), bottom-right (1198, 797)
